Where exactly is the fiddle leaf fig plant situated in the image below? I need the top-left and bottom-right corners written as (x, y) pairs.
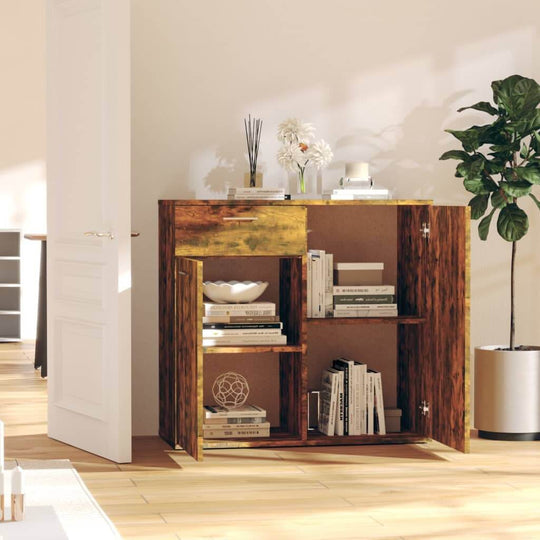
top-left (440, 74), bottom-right (540, 350)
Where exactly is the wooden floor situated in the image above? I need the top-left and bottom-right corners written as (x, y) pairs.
top-left (2, 343), bottom-right (540, 540)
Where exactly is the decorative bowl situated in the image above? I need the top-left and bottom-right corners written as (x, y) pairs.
top-left (202, 281), bottom-right (269, 304)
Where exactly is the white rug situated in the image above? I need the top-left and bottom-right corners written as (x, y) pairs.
top-left (1, 460), bottom-right (121, 540)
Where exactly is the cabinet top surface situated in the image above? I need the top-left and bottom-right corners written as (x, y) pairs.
top-left (159, 199), bottom-right (433, 207)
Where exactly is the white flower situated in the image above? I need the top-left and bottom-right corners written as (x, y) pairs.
top-left (277, 118), bottom-right (315, 144)
top-left (306, 139), bottom-right (333, 169)
top-left (277, 143), bottom-right (306, 172)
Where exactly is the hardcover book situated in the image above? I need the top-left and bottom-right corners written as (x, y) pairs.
top-left (204, 404), bottom-right (266, 418)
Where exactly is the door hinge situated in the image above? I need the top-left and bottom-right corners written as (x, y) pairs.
top-left (420, 222), bottom-right (430, 239)
top-left (419, 400), bottom-right (430, 416)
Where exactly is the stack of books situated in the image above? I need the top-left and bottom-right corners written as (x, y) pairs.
top-left (333, 263), bottom-right (397, 318)
top-left (227, 187), bottom-right (287, 200)
top-left (318, 358), bottom-right (386, 436)
top-left (203, 301), bottom-right (287, 346)
top-left (203, 404), bottom-right (270, 438)
top-left (307, 249), bottom-right (333, 318)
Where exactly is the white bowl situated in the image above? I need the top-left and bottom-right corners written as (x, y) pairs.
top-left (203, 281), bottom-right (269, 304)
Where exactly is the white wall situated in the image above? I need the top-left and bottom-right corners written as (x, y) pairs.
top-left (131, 0), bottom-right (540, 434)
top-left (0, 1), bottom-right (46, 339)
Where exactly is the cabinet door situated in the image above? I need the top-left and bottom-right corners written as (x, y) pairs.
top-left (176, 256), bottom-right (204, 460)
top-left (398, 205), bottom-right (430, 438)
top-left (427, 206), bottom-right (470, 453)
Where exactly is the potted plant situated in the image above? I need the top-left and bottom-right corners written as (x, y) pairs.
top-left (440, 74), bottom-right (540, 440)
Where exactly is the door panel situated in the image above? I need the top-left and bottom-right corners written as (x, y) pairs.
top-left (427, 206), bottom-right (470, 452)
top-left (397, 206), bottom-right (431, 438)
top-left (176, 257), bottom-right (203, 460)
top-left (47, 0), bottom-right (131, 462)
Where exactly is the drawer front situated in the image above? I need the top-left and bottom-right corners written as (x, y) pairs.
top-left (175, 205), bottom-right (306, 256)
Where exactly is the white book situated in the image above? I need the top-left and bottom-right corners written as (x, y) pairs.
top-left (333, 304), bottom-right (398, 311)
top-left (333, 285), bottom-right (395, 295)
top-left (204, 404), bottom-right (266, 418)
top-left (366, 372), bottom-right (375, 435)
top-left (203, 427), bottom-right (270, 438)
top-left (202, 328), bottom-right (282, 337)
top-left (228, 188), bottom-right (286, 194)
top-left (334, 263), bottom-right (384, 271)
top-left (354, 362), bottom-right (367, 434)
top-left (204, 301), bottom-right (276, 313)
top-left (319, 368), bottom-right (339, 436)
top-left (333, 309), bottom-right (398, 318)
top-left (308, 250), bottom-right (324, 318)
top-left (307, 253), bottom-right (313, 317)
top-left (333, 368), bottom-right (344, 436)
top-left (324, 253), bottom-right (333, 317)
top-left (202, 334), bottom-right (287, 346)
top-left (203, 421), bottom-right (270, 430)
top-left (370, 370), bottom-right (386, 435)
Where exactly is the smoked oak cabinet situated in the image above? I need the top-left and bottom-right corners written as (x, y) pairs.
top-left (159, 199), bottom-right (470, 460)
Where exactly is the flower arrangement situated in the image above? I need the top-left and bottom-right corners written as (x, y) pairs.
top-left (276, 118), bottom-right (333, 193)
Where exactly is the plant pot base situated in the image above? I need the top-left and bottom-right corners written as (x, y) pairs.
top-left (478, 430), bottom-right (540, 441)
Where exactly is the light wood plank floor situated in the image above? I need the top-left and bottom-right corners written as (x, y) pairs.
top-left (2, 343), bottom-right (540, 540)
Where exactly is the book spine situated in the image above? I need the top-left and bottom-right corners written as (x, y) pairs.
top-left (333, 309), bottom-right (398, 318)
top-left (202, 329), bottom-right (283, 337)
top-left (204, 417), bottom-right (266, 425)
top-left (373, 372), bottom-right (386, 435)
top-left (334, 370), bottom-right (344, 436)
top-left (202, 335), bottom-right (287, 345)
top-left (203, 422), bottom-right (269, 430)
top-left (333, 285), bottom-right (395, 295)
top-left (367, 373), bottom-right (375, 435)
top-left (203, 315), bottom-right (279, 323)
top-left (324, 253), bottom-right (333, 316)
top-left (204, 302), bottom-right (275, 311)
top-left (204, 309), bottom-right (276, 317)
top-left (204, 410), bottom-right (266, 419)
top-left (334, 263), bottom-right (384, 271)
top-left (203, 428), bottom-right (270, 438)
top-left (202, 322), bottom-right (283, 329)
top-left (333, 295), bottom-right (395, 305)
top-left (307, 253), bottom-right (313, 317)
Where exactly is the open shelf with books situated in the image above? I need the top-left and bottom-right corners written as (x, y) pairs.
top-left (159, 200), bottom-right (470, 460)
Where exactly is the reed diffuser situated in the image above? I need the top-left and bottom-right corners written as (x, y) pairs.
top-left (244, 115), bottom-right (262, 187)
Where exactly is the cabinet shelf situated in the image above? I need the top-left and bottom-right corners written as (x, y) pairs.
top-left (308, 315), bottom-right (425, 325)
top-left (204, 344), bottom-right (305, 354)
top-left (306, 430), bottom-right (427, 446)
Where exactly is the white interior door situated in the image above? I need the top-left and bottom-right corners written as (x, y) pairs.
top-left (46, 0), bottom-right (131, 463)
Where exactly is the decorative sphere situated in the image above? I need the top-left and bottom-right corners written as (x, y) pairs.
top-left (212, 371), bottom-right (250, 409)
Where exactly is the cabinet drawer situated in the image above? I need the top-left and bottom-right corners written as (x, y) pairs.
top-left (175, 205), bottom-right (306, 256)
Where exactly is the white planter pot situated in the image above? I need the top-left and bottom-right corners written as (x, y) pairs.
top-left (474, 345), bottom-right (540, 440)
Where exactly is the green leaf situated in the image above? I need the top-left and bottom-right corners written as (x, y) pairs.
top-left (496, 203), bottom-right (529, 241)
top-left (491, 190), bottom-right (508, 209)
top-left (515, 164), bottom-right (540, 185)
top-left (457, 101), bottom-right (499, 116)
top-left (456, 156), bottom-right (484, 180)
top-left (492, 75), bottom-right (540, 119)
top-left (445, 127), bottom-right (482, 152)
top-left (478, 209), bottom-right (496, 240)
top-left (463, 176), bottom-right (498, 194)
top-left (520, 143), bottom-right (529, 159)
top-left (501, 180), bottom-right (532, 197)
top-left (510, 110), bottom-right (540, 135)
top-left (468, 194), bottom-right (489, 219)
top-left (439, 150), bottom-right (471, 161)
top-left (530, 193), bottom-right (540, 211)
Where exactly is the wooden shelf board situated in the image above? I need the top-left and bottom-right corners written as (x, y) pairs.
top-left (162, 199), bottom-right (434, 207)
top-left (308, 315), bottom-right (425, 325)
top-left (306, 431), bottom-right (427, 446)
top-left (0, 256), bottom-right (20, 260)
top-left (203, 344), bottom-right (304, 354)
top-left (0, 284), bottom-right (21, 288)
top-left (0, 311), bottom-right (21, 315)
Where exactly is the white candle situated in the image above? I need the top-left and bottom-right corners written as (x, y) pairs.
top-left (12, 466), bottom-right (24, 495)
top-left (0, 419), bottom-right (4, 472)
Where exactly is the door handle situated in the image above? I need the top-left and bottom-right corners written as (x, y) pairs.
top-left (84, 231), bottom-right (114, 240)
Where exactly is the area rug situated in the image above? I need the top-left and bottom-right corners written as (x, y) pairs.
top-left (1, 459), bottom-right (120, 540)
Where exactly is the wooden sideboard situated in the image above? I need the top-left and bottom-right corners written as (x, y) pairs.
top-left (159, 199), bottom-right (470, 460)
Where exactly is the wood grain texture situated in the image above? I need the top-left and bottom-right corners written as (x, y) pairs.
top-left (308, 316), bottom-right (425, 325)
top-left (279, 352), bottom-right (304, 438)
top-left (161, 199), bottom-right (433, 207)
top-left (279, 257), bottom-right (305, 346)
top-left (426, 206), bottom-right (470, 453)
top-left (397, 205), bottom-right (430, 438)
top-left (158, 201), bottom-right (176, 446)
top-left (174, 205), bottom-right (307, 256)
top-left (176, 257), bottom-right (204, 460)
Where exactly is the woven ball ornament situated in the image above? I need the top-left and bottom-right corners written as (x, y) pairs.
top-left (212, 371), bottom-right (250, 409)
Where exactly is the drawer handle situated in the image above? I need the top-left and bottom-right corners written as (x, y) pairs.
top-left (222, 217), bottom-right (259, 222)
